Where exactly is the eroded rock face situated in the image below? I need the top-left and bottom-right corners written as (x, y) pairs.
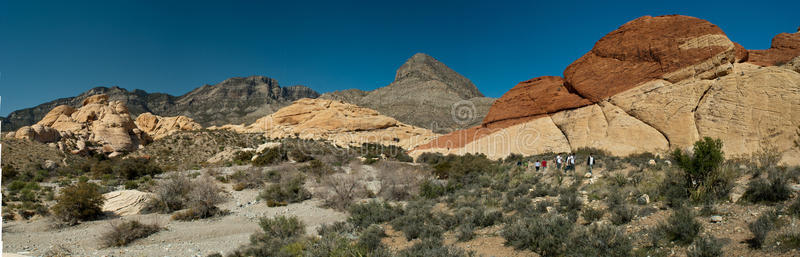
top-left (102, 190), bottom-right (155, 216)
top-left (747, 31), bottom-right (800, 66)
top-left (216, 98), bottom-right (435, 150)
top-left (14, 124), bottom-right (60, 143)
top-left (482, 76), bottom-right (591, 128)
top-left (564, 15), bottom-right (735, 101)
top-left (135, 112), bottom-right (202, 140)
top-left (412, 15), bottom-right (800, 164)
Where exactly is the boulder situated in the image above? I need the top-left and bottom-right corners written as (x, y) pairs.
top-left (43, 160), bottom-right (58, 170)
top-left (36, 105), bottom-right (75, 127)
top-left (14, 124), bottom-right (60, 143)
top-left (637, 194), bottom-right (650, 205)
top-left (135, 112), bottom-right (202, 140)
top-left (564, 15), bottom-right (735, 102)
top-left (101, 190), bottom-right (154, 216)
top-left (82, 94), bottom-right (109, 106)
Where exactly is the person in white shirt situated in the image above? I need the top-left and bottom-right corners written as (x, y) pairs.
top-left (587, 154), bottom-right (595, 174)
top-left (534, 160), bottom-right (541, 171)
top-left (568, 154), bottom-right (576, 171)
top-left (556, 155), bottom-right (563, 171)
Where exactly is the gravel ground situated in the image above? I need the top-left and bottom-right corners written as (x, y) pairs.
top-left (2, 185), bottom-right (347, 257)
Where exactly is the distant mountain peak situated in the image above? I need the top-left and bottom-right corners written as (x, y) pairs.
top-left (393, 53), bottom-right (484, 98)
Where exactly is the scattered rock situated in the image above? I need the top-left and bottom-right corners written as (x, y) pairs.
top-left (710, 215), bottom-right (723, 223)
top-left (637, 194), bottom-right (650, 205)
top-left (43, 160), bottom-right (58, 170)
top-left (648, 159), bottom-right (656, 165)
top-left (102, 190), bottom-right (155, 216)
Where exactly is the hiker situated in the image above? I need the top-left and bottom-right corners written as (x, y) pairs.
top-left (587, 154), bottom-right (595, 174)
top-left (568, 154), bottom-right (576, 171)
top-left (556, 154), bottom-right (563, 171)
top-left (534, 160), bottom-right (541, 171)
top-left (541, 159), bottom-right (547, 171)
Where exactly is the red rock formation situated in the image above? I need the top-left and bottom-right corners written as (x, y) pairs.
top-left (747, 31), bottom-right (800, 66)
top-left (733, 42), bottom-right (749, 62)
top-left (563, 15), bottom-right (735, 102)
top-left (481, 76), bottom-right (591, 127)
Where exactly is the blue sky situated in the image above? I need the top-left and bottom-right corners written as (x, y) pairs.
top-left (1, 0), bottom-right (798, 116)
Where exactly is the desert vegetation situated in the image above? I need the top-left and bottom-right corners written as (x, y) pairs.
top-left (3, 135), bottom-right (800, 256)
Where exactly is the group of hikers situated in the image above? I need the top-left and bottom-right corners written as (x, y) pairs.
top-left (524, 153), bottom-right (596, 175)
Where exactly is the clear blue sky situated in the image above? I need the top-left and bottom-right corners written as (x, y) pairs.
top-left (1, 0), bottom-right (798, 116)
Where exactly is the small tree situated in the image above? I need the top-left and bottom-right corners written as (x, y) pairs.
top-left (673, 137), bottom-right (724, 191)
top-left (52, 181), bottom-right (105, 224)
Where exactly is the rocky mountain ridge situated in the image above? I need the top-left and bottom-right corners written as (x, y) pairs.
top-left (321, 53), bottom-right (495, 133)
top-left (1, 76), bottom-right (320, 130)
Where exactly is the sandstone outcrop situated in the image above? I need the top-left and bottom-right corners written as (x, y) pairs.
top-left (102, 190), bottom-right (154, 216)
top-left (747, 29), bottom-right (800, 66)
top-left (215, 98), bottom-right (435, 150)
top-left (135, 112), bottom-right (202, 140)
top-left (12, 94), bottom-right (202, 156)
top-left (564, 15), bottom-right (736, 102)
top-left (412, 15), bottom-right (800, 165)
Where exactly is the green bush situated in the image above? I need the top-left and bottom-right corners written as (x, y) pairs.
top-left (298, 160), bottom-right (333, 177)
top-left (231, 215), bottom-right (306, 257)
top-left (143, 174), bottom-right (192, 213)
top-left (687, 236), bottom-right (723, 257)
top-left (259, 174), bottom-right (311, 206)
top-left (288, 148), bottom-right (313, 163)
top-left (101, 220), bottom-right (162, 247)
top-left (672, 137), bottom-right (728, 203)
top-left (741, 174), bottom-right (791, 204)
top-left (417, 152), bottom-right (445, 165)
top-left (776, 231), bottom-right (800, 252)
top-left (662, 207), bottom-right (702, 245)
top-left (567, 223), bottom-right (632, 257)
top-left (357, 225), bottom-right (387, 251)
top-left (609, 204), bottom-right (636, 225)
top-left (51, 181), bottom-right (105, 225)
top-left (502, 213), bottom-right (574, 256)
top-left (419, 179), bottom-right (446, 199)
top-left (252, 147), bottom-right (286, 166)
top-left (232, 150), bottom-right (255, 164)
top-left (747, 209), bottom-right (778, 249)
top-left (229, 167), bottom-right (268, 189)
top-left (348, 200), bottom-right (403, 229)
top-left (582, 206), bottom-right (605, 224)
top-left (397, 238), bottom-right (471, 257)
top-left (391, 201), bottom-right (445, 241)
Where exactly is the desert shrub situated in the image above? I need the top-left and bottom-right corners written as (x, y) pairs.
top-left (419, 179), bottom-right (446, 199)
top-left (356, 143), bottom-right (413, 162)
top-left (115, 157), bottom-right (163, 180)
top-left (687, 236), bottom-right (724, 257)
top-left (252, 147), bottom-right (286, 166)
top-left (430, 153), bottom-right (500, 186)
top-left (299, 160), bottom-right (334, 177)
top-left (232, 150), bottom-right (255, 164)
top-left (567, 223), bottom-right (632, 257)
top-left (2, 164), bottom-right (18, 182)
top-left (348, 200), bottom-right (403, 229)
top-left (747, 209), bottom-right (778, 249)
top-left (391, 201), bottom-right (445, 241)
top-left (502, 213), bottom-right (574, 256)
top-left (659, 169), bottom-right (690, 207)
top-left (741, 172), bottom-right (791, 204)
top-left (672, 137), bottom-right (731, 203)
top-left (259, 173), bottom-right (311, 207)
top-left (231, 215), bottom-right (306, 257)
top-left (581, 206), bottom-right (605, 224)
top-left (776, 231), bottom-right (800, 252)
top-left (690, 163), bottom-right (739, 203)
top-left (559, 188), bottom-right (583, 221)
top-left (416, 152), bottom-right (445, 164)
top-left (144, 174), bottom-right (192, 213)
top-left (456, 223), bottom-right (476, 242)
top-left (397, 238), bottom-right (471, 257)
top-left (319, 173), bottom-right (365, 210)
top-left (51, 181), bottom-right (105, 225)
top-left (101, 220), bottom-right (162, 247)
top-left (288, 148), bottom-right (313, 163)
top-left (43, 244), bottom-right (73, 257)
top-left (229, 167), bottom-right (267, 189)
top-left (788, 197), bottom-right (800, 218)
top-left (357, 225), bottom-right (387, 251)
top-left (172, 176), bottom-right (227, 221)
top-left (609, 204), bottom-right (636, 225)
top-left (661, 207), bottom-right (702, 245)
